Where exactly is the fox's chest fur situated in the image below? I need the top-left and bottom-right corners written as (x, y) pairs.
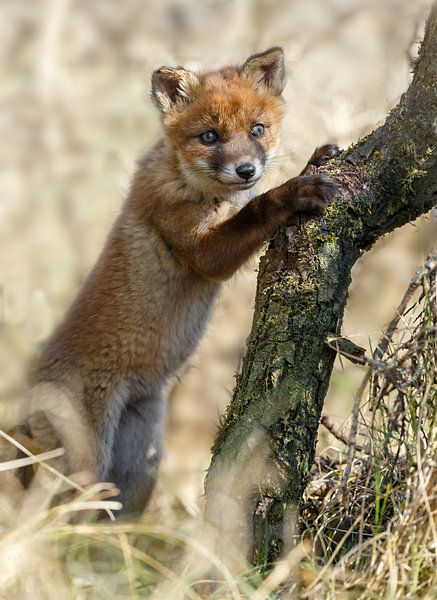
top-left (117, 214), bottom-right (222, 383)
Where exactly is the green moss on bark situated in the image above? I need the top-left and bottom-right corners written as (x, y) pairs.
top-left (205, 5), bottom-right (437, 567)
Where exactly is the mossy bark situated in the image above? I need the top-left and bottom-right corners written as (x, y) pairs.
top-left (204, 5), bottom-right (437, 565)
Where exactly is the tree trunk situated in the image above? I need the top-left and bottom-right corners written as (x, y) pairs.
top-left (204, 4), bottom-right (437, 566)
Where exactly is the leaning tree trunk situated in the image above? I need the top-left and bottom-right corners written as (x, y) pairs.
top-left (204, 4), bottom-right (437, 566)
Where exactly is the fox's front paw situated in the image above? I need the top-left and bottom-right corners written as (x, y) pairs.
top-left (300, 144), bottom-right (340, 176)
top-left (308, 144), bottom-right (340, 167)
top-left (294, 174), bottom-right (337, 216)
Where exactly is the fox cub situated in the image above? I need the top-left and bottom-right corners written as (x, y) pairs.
top-left (19, 47), bottom-right (336, 514)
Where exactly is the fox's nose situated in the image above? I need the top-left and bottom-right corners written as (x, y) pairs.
top-left (235, 162), bottom-right (256, 181)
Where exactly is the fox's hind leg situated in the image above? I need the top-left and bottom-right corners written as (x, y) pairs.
top-left (16, 383), bottom-right (96, 488)
top-left (104, 391), bottom-right (165, 516)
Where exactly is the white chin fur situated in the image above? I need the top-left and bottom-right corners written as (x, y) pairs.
top-left (178, 156), bottom-right (261, 198)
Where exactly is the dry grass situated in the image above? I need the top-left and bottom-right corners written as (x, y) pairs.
top-left (1, 0), bottom-right (437, 598)
top-left (0, 255), bottom-right (435, 599)
top-left (301, 252), bottom-right (437, 599)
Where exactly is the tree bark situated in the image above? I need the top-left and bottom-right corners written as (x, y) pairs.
top-left (204, 4), bottom-right (437, 566)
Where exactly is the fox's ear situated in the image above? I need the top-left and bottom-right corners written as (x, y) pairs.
top-left (240, 47), bottom-right (286, 96)
top-left (151, 67), bottom-right (199, 113)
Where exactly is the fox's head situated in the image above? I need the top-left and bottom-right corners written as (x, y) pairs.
top-left (151, 48), bottom-right (286, 194)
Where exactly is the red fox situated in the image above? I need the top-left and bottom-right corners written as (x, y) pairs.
top-left (18, 47), bottom-right (337, 514)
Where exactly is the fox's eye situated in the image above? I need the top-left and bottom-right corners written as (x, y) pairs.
top-left (251, 123), bottom-right (265, 137)
top-left (199, 130), bottom-right (219, 145)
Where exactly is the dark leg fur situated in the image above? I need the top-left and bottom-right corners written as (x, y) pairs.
top-left (14, 411), bottom-right (67, 489)
top-left (14, 423), bottom-right (38, 489)
top-left (105, 393), bottom-right (165, 516)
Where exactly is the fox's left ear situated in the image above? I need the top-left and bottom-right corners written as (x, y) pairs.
top-left (240, 47), bottom-right (286, 96)
top-left (151, 66), bottom-right (199, 113)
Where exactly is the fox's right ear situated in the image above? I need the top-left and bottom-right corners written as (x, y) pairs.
top-left (151, 67), bottom-right (199, 113)
top-left (240, 47), bottom-right (286, 96)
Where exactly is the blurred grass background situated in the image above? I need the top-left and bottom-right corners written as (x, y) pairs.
top-left (1, 0), bottom-right (436, 541)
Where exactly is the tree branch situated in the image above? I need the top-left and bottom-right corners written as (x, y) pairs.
top-left (204, 3), bottom-right (437, 567)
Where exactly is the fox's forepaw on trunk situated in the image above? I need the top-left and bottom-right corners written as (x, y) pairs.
top-left (293, 174), bottom-right (337, 216)
top-left (300, 143), bottom-right (340, 175)
top-left (308, 143), bottom-right (340, 166)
